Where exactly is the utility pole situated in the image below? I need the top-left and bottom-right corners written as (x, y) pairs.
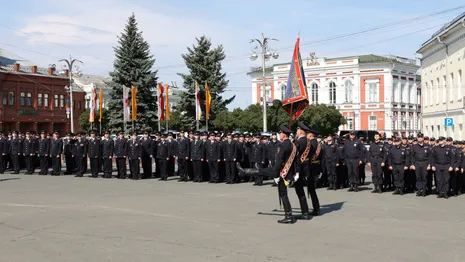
top-left (59, 56), bottom-right (83, 134)
top-left (250, 34), bottom-right (279, 132)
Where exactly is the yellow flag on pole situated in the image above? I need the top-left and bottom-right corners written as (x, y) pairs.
top-left (205, 81), bottom-right (211, 120)
top-left (165, 84), bottom-right (170, 120)
top-left (131, 85), bottom-right (138, 120)
top-left (99, 88), bottom-right (103, 122)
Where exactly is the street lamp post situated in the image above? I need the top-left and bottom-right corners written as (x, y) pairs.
top-left (250, 33), bottom-right (279, 133)
top-left (59, 56), bottom-right (83, 134)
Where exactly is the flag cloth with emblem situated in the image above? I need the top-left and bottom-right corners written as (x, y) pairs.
top-left (99, 88), bottom-right (103, 122)
top-left (158, 83), bottom-right (165, 121)
top-left (89, 86), bottom-right (97, 122)
top-left (195, 81), bottom-right (202, 120)
top-left (131, 85), bottom-right (138, 120)
top-left (165, 84), bottom-right (170, 120)
top-left (205, 81), bottom-right (211, 120)
top-left (282, 33), bottom-right (309, 120)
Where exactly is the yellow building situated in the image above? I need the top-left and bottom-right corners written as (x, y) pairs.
top-left (417, 13), bottom-right (465, 139)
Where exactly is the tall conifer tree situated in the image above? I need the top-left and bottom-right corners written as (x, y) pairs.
top-left (177, 36), bottom-right (234, 130)
top-left (106, 13), bottom-right (158, 133)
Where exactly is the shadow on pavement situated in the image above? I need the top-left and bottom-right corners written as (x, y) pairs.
top-left (258, 201), bottom-right (346, 217)
top-left (0, 177), bottom-right (21, 182)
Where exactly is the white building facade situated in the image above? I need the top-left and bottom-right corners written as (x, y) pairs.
top-left (416, 13), bottom-right (465, 140)
top-left (248, 54), bottom-right (421, 137)
top-left (73, 74), bottom-right (111, 110)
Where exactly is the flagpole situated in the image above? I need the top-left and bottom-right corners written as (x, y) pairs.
top-left (195, 83), bottom-right (199, 131)
top-left (158, 86), bottom-right (161, 132)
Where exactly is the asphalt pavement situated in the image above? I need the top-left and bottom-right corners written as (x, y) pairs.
top-left (0, 173), bottom-right (464, 262)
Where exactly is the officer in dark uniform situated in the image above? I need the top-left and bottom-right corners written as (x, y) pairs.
top-left (367, 133), bottom-right (386, 193)
top-left (101, 131), bottom-right (114, 178)
top-left (387, 138), bottom-right (410, 195)
top-left (304, 125), bottom-right (321, 215)
top-left (0, 133), bottom-right (7, 174)
top-left (206, 133), bottom-right (220, 183)
top-left (140, 131), bottom-right (153, 179)
top-left (190, 132), bottom-right (204, 182)
top-left (50, 131), bottom-right (63, 176)
top-left (63, 133), bottom-right (75, 175)
top-left (9, 131), bottom-right (22, 174)
top-left (176, 131), bottom-right (190, 182)
top-left (74, 133), bottom-right (87, 177)
top-left (343, 131), bottom-right (365, 192)
top-left (114, 131), bottom-right (127, 179)
top-left (430, 136), bottom-right (454, 198)
top-left (87, 130), bottom-right (101, 178)
top-left (267, 132), bottom-right (280, 167)
top-left (37, 131), bottom-right (50, 175)
top-left (410, 133), bottom-right (431, 197)
top-left (167, 132), bottom-right (177, 177)
top-left (244, 126), bottom-right (301, 224)
top-left (336, 137), bottom-right (347, 188)
top-left (22, 131), bottom-right (36, 174)
top-left (223, 133), bottom-right (237, 184)
top-left (446, 137), bottom-right (459, 196)
top-left (252, 135), bottom-right (266, 186)
top-left (322, 134), bottom-right (339, 190)
top-left (157, 133), bottom-right (170, 181)
top-left (383, 137), bottom-right (394, 191)
top-left (126, 132), bottom-right (140, 180)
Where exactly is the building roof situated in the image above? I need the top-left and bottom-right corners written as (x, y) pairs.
top-left (0, 47), bottom-right (65, 78)
top-left (418, 12), bottom-right (465, 52)
top-left (74, 74), bottom-right (110, 85)
top-left (0, 48), bottom-right (36, 67)
top-left (250, 54), bottom-right (416, 74)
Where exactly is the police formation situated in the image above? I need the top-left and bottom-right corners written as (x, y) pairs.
top-left (1, 127), bottom-right (464, 218)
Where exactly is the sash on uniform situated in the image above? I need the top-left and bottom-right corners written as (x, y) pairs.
top-left (300, 139), bottom-right (310, 162)
top-left (280, 143), bottom-right (297, 184)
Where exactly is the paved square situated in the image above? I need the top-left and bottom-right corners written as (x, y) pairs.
top-left (0, 174), bottom-right (464, 262)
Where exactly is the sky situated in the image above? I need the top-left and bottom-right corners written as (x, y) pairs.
top-left (0, 0), bottom-right (464, 109)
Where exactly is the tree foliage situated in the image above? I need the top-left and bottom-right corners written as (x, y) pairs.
top-left (78, 109), bottom-right (110, 133)
top-left (106, 13), bottom-right (158, 133)
top-left (176, 36), bottom-right (234, 130)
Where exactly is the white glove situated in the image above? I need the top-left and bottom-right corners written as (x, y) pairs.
top-left (273, 177), bottom-right (280, 184)
top-left (294, 172), bottom-right (300, 182)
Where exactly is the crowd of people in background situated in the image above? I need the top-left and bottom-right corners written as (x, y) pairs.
top-left (0, 128), bottom-right (464, 199)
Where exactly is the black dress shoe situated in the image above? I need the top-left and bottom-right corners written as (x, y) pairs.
top-left (348, 185), bottom-right (354, 192)
top-left (310, 209), bottom-right (320, 216)
top-left (295, 213), bottom-right (311, 220)
top-left (277, 214), bottom-right (296, 224)
top-left (354, 185), bottom-right (359, 192)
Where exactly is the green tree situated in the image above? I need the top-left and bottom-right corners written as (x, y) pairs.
top-left (177, 36), bottom-right (234, 130)
top-left (78, 109), bottom-right (110, 133)
top-left (297, 104), bottom-right (346, 135)
top-left (106, 13), bottom-right (158, 133)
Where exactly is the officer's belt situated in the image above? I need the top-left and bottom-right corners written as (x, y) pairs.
top-left (311, 160), bottom-right (320, 164)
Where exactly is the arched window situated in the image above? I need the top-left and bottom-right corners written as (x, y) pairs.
top-left (281, 84), bottom-right (286, 101)
top-left (311, 83), bottom-right (319, 104)
top-left (344, 80), bottom-right (353, 103)
top-left (329, 82), bottom-right (336, 104)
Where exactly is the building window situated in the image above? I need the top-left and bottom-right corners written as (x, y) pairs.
top-left (20, 92), bottom-right (26, 106)
top-left (26, 93), bottom-right (32, 107)
top-left (394, 80), bottom-right (401, 103)
top-left (78, 101), bottom-right (82, 110)
top-left (54, 94), bottom-right (59, 108)
top-left (403, 82), bottom-right (409, 103)
top-left (409, 84), bottom-right (415, 104)
top-left (73, 100), bottom-right (76, 109)
top-left (442, 76), bottom-right (446, 103)
top-left (44, 94), bottom-right (49, 107)
top-left (281, 84), bottom-right (286, 101)
top-left (450, 73), bottom-right (454, 102)
top-left (329, 82), bottom-right (336, 104)
top-left (38, 93), bottom-right (43, 107)
top-left (311, 83), bottom-right (319, 104)
top-left (344, 80), bottom-right (353, 103)
top-left (424, 82), bottom-right (428, 106)
top-left (436, 78), bottom-right (439, 104)
top-left (366, 79), bottom-right (379, 103)
top-left (59, 95), bottom-right (64, 108)
top-left (9, 92), bottom-right (14, 105)
top-left (459, 70), bottom-right (463, 100)
top-left (430, 80), bottom-right (433, 106)
top-left (369, 115), bottom-right (377, 130)
top-left (2, 91), bottom-right (7, 106)
top-left (400, 82), bottom-right (405, 103)
top-left (417, 89), bottom-right (421, 105)
top-left (346, 117), bottom-right (353, 130)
